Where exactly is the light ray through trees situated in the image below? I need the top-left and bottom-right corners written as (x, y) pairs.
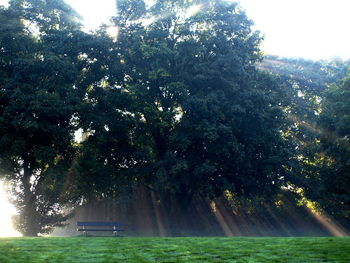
top-left (0, 181), bottom-right (21, 237)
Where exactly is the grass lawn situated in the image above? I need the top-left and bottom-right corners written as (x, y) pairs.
top-left (0, 237), bottom-right (349, 263)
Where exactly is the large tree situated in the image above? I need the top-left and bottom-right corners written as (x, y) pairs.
top-left (81, 0), bottom-right (292, 210)
top-left (0, 0), bottom-right (90, 236)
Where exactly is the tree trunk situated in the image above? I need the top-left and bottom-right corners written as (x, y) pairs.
top-left (21, 156), bottom-right (40, 236)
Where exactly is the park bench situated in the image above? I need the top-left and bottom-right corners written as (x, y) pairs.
top-left (77, 221), bottom-right (124, 236)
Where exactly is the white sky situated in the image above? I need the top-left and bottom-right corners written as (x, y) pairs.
top-left (67, 0), bottom-right (116, 30)
top-left (62, 0), bottom-right (350, 60)
top-left (0, 0), bottom-right (349, 60)
top-left (239, 0), bottom-right (350, 60)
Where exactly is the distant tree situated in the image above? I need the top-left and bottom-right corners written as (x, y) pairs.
top-left (260, 56), bottom-right (350, 148)
top-left (260, 56), bottom-right (350, 139)
top-left (260, 56), bottom-right (350, 199)
top-left (261, 56), bottom-right (350, 93)
top-left (0, 0), bottom-right (89, 236)
top-left (301, 74), bottom-right (350, 225)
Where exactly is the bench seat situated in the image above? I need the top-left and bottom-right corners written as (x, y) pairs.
top-left (77, 221), bottom-right (124, 236)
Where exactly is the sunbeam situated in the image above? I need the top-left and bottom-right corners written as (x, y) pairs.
top-left (0, 181), bottom-right (21, 237)
top-left (209, 200), bottom-right (234, 236)
top-left (305, 207), bottom-right (348, 237)
top-left (150, 191), bottom-right (166, 237)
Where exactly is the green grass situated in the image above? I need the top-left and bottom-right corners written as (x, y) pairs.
top-left (0, 237), bottom-right (349, 262)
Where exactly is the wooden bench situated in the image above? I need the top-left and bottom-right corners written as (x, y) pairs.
top-left (77, 221), bottom-right (124, 236)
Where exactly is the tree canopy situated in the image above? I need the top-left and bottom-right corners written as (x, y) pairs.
top-left (80, 0), bottom-right (291, 208)
top-left (0, 0), bottom-right (92, 235)
top-left (302, 75), bottom-right (350, 225)
top-left (0, 0), bottom-right (349, 236)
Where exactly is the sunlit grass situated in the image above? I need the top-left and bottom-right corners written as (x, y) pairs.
top-left (0, 237), bottom-right (349, 262)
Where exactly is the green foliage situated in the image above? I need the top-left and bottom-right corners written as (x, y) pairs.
top-left (260, 55), bottom-right (350, 146)
top-left (82, 0), bottom-right (291, 208)
top-left (0, 237), bottom-right (350, 262)
top-left (302, 75), bottom-right (350, 224)
top-left (261, 56), bottom-right (350, 94)
top-left (0, 0), bottom-right (88, 235)
top-left (260, 56), bottom-right (350, 148)
top-left (261, 56), bottom-right (350, 227)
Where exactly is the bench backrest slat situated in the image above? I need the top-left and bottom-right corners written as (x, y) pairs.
top-left (77, 221), bottom-right (122, 227)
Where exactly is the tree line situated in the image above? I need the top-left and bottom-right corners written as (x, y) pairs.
top-left (0, 0), bottom-right (349, 236)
